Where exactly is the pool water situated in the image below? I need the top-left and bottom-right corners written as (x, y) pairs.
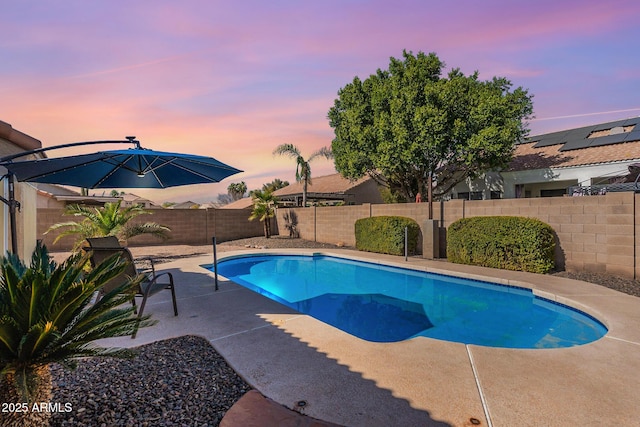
top-left (214, 255), bottom-right (607, 348)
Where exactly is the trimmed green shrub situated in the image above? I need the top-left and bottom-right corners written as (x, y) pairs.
top-left (447, 216), bottom-right (555, 273)
top-left (355, 216), bottom-right (420, 256)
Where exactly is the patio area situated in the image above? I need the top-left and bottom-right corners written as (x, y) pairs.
top-left (88, 245), bottom-right (640, 426)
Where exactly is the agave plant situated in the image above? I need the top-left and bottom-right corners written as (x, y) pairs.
top-left (0, 242), bottom-right (154, 427)
top-left (46, 200), bottom-right (170, 250)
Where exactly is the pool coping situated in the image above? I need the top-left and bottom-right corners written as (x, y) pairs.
top-left (102, 248), bottom-right (640, 426)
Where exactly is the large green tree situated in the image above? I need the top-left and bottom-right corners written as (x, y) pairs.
top-left (328, 50), bottom-right (533, 203)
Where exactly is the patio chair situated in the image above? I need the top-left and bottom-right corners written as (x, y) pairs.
top-left (84, 236), bottom-right (178, 338)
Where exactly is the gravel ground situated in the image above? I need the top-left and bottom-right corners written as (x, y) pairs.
top-left (46, 236), bottom-right (640, 427)
top-left (50, 336), bottom-right (250, 427)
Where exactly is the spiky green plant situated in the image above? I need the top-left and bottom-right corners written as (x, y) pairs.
top-left (0, 242), bottom-right (155, 427)
top-left (46, 200), bottom-right (170, 250)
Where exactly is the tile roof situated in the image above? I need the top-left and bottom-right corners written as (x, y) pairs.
top-left (219, 197), bottom-right (254, 209)
top-left (272, 173), bottom-right (371, 197)
top-left (510, 118), bottom-right (640, 171)
top-left (509, 140), bottom-right (640, 171)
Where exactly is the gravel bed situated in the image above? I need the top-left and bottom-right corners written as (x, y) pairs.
top-left (50, 336), bottom-right (251, 427)
top-left (551, 270), bottom-right (640, 298)
top-left (217, 235), bottom-right (352, 250)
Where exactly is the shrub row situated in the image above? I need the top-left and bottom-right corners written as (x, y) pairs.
top-left (447, 216), bottom-right (555, 274)
top-left (355, 216), bottom-right (420, 256)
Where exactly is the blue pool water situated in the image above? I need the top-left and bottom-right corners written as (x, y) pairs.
top-left (214, 255), bottom-right (607, 348)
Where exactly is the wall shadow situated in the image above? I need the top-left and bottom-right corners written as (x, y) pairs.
top-left (131, 267), bottom-right (459, 426)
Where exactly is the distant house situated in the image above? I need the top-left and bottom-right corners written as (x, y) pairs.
top-left (35, 183), bottom-right (119, 208)
top-left (170, 200), bottom-right (200, 209)
top-left (219, 197), bottom-right (254, 209)
top-left (120, 193), bottom-right (160, 209)
top-left (452, 117), bottom-right (640, 199)
top-left (272, 173), bottom-right (383, 206)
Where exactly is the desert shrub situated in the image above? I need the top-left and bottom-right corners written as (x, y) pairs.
top-left (355, 216), bottom-right (420, 255)
top-left (447, 216), bottom-right (555, 273)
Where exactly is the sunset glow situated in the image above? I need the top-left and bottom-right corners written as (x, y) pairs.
top-left (2, 0), bottom-right (639, 202)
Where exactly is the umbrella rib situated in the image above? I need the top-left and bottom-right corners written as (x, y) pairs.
top-left (136, 156), bottom-right (219, 184)
top-left (92, 154), bottom-right (142, 188)
top-left (8, 156), bottom-right (109, 186)
top-left (153, 160), bottom-right (220, 182)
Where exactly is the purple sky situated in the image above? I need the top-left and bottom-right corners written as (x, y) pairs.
top-left (2, 0), bottom-right (639, 203)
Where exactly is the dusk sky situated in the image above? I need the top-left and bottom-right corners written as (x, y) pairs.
top-left (2, 1), bottom-right (639, 203)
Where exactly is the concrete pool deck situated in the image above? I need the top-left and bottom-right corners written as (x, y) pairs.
top-left (98, 248), bottom-right (640, 426)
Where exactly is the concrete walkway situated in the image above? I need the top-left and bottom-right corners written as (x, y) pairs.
top-left (99, 248), bottom-right (640, 427)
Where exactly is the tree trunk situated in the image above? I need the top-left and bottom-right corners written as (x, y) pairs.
top-left (264, 218), bottom-right (271, 238)
top-left (0, 365), bottom-right (53, 427)
top-left (302, 179), bottom-right (308, 207)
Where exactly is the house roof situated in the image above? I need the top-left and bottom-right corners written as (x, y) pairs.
top-left (0, 120), bottom-right (41, 152)
top-left (521, 117), bottom-right (640, 151)
top-left (509, 118), bottom-right (640, 171)
top-left (33, 183), bottom-right (120, 204)
top-left (272, 173), bottom-right (371, 198)
top-left (170, 201), bottom-right (199, 209)
top-left (220, 197), bottom-right (254, 209)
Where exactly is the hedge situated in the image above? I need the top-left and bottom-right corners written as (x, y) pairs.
top-left (355, 216), bottom-right (420, 256)
top-left (447, 216), bottom-right (555, 274)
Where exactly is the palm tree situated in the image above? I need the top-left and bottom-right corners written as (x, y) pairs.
top-left (249, 189), bottom-right (277, 238)
top-left (273, 144), bottom-right (332, 207)
top-left (227, 181), bottom-right (248, 201)
top-left (0, 242), bottom-right (154, 427)
top-left (262, 178), bottom-right (289, 193)
top-left (46, 200), bottom-right (170, 250)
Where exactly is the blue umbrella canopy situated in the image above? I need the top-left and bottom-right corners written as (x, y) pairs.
top-left (4, 147), bottom-right (243, 189)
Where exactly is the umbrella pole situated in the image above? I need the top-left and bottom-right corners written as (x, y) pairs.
top-left (212, 236), bottom-right (219, 291)
top-left (0, 173), bottom-right (19, 254)
top-left (8, 176), bottom-right (18, 254)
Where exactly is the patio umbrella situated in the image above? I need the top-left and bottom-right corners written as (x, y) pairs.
top-left (3, 147), bottom-right (242, 189)
top-left (0, 138), bottom-right (242, 253)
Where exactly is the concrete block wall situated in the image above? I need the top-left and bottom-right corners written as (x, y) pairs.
top-left (276, 194), bottom-right (640, 279)
top-left (210, 209), bottom-right (269, 242)
top-left (458, 194), bottom-right (635, 278)
top-left (37, 207), bottom-right (265, 251)
top-left (37, 195), bottom-right (640, 279)
top-left (316, 205), bottom-right (371, 246)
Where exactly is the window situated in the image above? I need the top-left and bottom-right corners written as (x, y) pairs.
top-left (490, 191), bottom-right (502, 199)
top-left (540, 188), bottom-right (566, 197)
top-left (457, 191), bottom-right (483, 200)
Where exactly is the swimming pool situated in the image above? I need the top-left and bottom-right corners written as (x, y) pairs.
top-left (214, 254), bottom-right (607, 348)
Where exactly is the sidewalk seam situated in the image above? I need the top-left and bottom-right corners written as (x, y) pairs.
top-left (466, 345), bottom-right (493, 427)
